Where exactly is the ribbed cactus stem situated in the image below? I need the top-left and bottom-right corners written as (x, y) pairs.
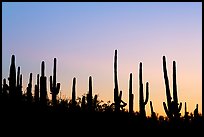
top-left (129, 73), bottom-right (134, 113)
top-left (72, 77), bottom-right (76, 107)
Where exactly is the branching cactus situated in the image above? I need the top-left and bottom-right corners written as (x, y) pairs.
top-left (8, 55), bottom-right (16, 97)
top-left (129, 73), bottom-right (134, 113)
top-left (40, 61), bottom-right (47, 105)
top-left (50, 58), bottom-right (60, 106)
top-left (139, 62), bottom-right (149, 118)
top-left (113, 50), bottom-right (126, 112)
top-left (162, 56), bottom-right (182, 120)
top-left (26, 73), bottom-right (33, 102)
top-left (34, 74), bottom-right (39, 103)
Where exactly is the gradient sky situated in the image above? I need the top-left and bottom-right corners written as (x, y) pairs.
top-left (2, 2), bottom-right (202, 116)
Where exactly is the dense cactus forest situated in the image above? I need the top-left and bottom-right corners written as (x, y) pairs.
top-left (1, 50), bottom-right (203, 130)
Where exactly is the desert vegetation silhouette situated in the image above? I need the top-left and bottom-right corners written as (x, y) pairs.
top-left (1, 50), bottom-right (203, 129)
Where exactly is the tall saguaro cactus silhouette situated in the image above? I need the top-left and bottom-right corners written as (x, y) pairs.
top-left (162, 56), bottom-right (182, 120)
top-left (129, 73), bottom-right (134, 113)
top-left (113, 50), bottom-right (126, 112)
top-left (72, 77), bottom-right (76, 108)
top-left (50, 58), bottom-right (60, 106)
top-left (8, 55), bottom-right (16, 97)
top-left (139, 62), bottom-right (149, 118)
top-left (87, 76), bottom-right (93, 112)
top-left (40, 61), bottom-right (47, 105)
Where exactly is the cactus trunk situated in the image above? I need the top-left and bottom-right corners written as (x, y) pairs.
top-left (129, 73), bottom-right (134, 113)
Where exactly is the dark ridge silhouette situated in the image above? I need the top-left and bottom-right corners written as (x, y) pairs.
top-left (1, 52), bottom-right (203, 131)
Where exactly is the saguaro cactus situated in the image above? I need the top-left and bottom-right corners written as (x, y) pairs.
top-left (87, 76), bottom-right (93, 112)
top-left (129, 73), bottom-right (134, 113)
top-left (184, 102), bottom-right (189, 122)
top-left (162, 56), bottom-right (182, 120)
top-left (34, 74), bottom-right (40, 102)
top-left (72, 77), bottom-right (76, 108)
top-left (139, 62), bottom-right (149, 118)
top-left (8, 55), bottom-right (16, 97)
top-left (50, 58), bottom-right (60, 106)
top-left (26, 73), bottom-right (33, 102)
top-left (40, 61), bottom-right (47, 105)
top-left (113, 50), bottom-right (126, 112)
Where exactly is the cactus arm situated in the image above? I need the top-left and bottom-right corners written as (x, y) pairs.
top-left (163, 102), bottom-right (170, 117)
top-left (57, 83), bottom-right (60, 91)
top-left (178, 102), bottom-right (182, 112)
top-left (173, 61), bottom-right (178, 104)
top-left (144, 82), bottom-right (149, 105)
top-left (119, 90), bottom-right (122, 100)
top-left (150, 101), bottom-right (154, 114)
